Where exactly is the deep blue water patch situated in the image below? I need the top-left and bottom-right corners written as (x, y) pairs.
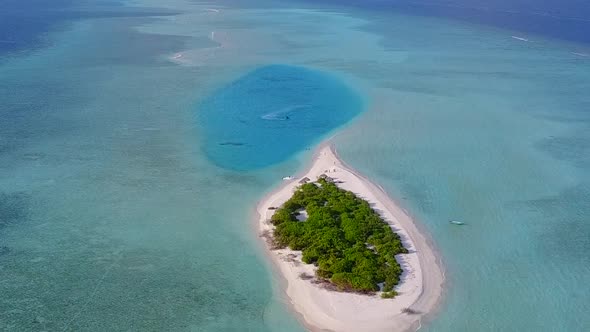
top-left (198, 65), bottom-right (364, 170)
top-left (0, 0), bottom-right (178, 58)
top-left (301, 0), bottom-right (590, 45)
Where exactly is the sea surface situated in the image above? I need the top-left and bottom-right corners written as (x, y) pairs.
top-left (199, 64), bottom-right (363, 170)
top-left (1, 0), bottom-right (589, 331)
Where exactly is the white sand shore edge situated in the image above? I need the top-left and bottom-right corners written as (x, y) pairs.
top-left (256, 144), bottom-right (444, 332)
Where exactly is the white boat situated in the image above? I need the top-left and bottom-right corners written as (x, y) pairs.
top-left (449, 220), bottom-right (465, 225)
top-left (282, 176), bottom-right (294, 180)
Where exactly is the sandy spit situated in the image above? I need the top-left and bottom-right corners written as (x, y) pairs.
top-left (256, 144), bottom-right (444, 332)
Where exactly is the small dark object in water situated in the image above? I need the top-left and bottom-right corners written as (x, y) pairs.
top-left (219, 142), bottom-right (245, 146)
top-left (285, 116), bottom-right (290, 120)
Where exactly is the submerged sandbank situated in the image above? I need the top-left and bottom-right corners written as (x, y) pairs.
top-left (257, 144), bottom-right (444, 332)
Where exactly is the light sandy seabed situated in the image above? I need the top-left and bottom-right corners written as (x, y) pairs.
top-left (257, 144), bottom-right (444, 332)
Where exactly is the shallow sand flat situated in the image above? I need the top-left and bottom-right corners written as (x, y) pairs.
top-left (257, 144), bottom-right (444, 332)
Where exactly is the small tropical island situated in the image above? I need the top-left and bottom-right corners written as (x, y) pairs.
top-left (270, 177), bottom-right (408, 298)
top-left (257, 144), bottom-right (443, 332)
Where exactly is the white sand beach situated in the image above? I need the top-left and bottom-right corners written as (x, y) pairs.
top-left (257, 144), bottom-right (444, 332)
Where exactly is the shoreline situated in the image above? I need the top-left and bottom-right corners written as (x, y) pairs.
top-left (256, 143), bottom-right (444, 332)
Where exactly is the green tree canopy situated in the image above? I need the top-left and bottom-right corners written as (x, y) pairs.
top-left (271, 179), bottom-right (408, 295)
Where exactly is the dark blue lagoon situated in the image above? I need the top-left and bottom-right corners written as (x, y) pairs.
top-left (198, 65), bottom-right (364, 170)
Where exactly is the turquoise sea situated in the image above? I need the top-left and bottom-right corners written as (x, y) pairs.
top-left (1, 0), bottom-right (589, 331)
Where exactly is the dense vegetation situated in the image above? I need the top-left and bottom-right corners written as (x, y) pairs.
top-left (271, 178), bottom-right (408, 297)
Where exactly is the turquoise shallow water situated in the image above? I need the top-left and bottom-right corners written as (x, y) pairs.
top-left (199, 64), bottom-right (363, 170)
top-left (0, 7), bottom-right (302, 331)
top-left (1, 0), bottom-right (589, 331)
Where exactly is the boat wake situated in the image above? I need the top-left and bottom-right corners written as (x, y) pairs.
top-left (511, 36), bottom-right (530, 42)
